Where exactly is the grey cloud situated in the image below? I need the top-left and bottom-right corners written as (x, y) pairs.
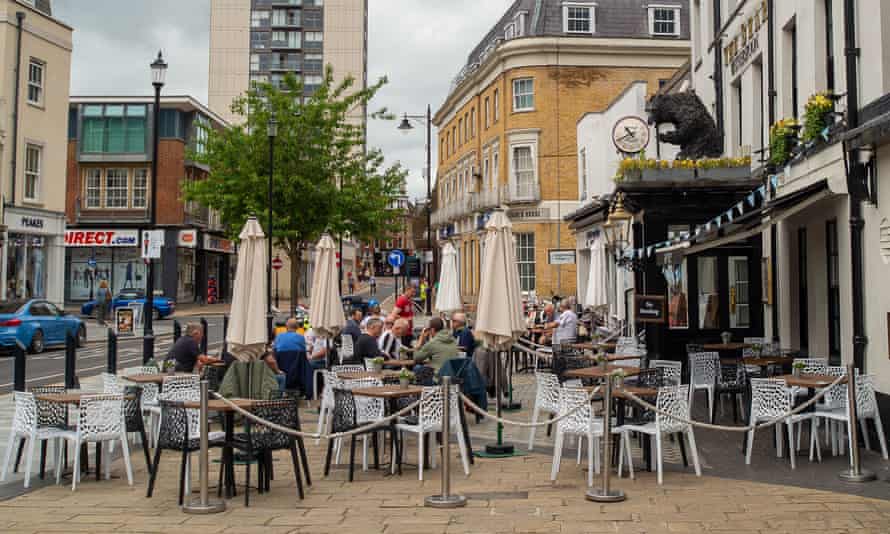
top-left (55, 0), bottom-right (514, 200)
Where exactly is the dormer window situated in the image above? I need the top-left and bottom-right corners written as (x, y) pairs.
top-left (505, 22), bottom-right (517, 40)
top-left (648, 5), bottom-right (681, 36)
top-left (563, 2), bottom-right (596, 34)
top-left (515, 10), bottom-right (528, 37)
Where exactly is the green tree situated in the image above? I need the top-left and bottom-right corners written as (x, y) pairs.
top-left (185, 67), bottom-right (405, 304)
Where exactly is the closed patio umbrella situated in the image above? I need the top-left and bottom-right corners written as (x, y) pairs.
top-left (435, 241), bottom-right (462, 313)
top-left (585, 233), bottom-right (608, 309)
top-left (221, 217), bottom-right (277, 399)
top-left (309, 234), bottom-right (345, 338)
top-left (474, 210), bottom-right (525, 455)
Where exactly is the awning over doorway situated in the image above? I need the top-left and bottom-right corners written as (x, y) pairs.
top-left (657, 180), bottom-right (832, 261)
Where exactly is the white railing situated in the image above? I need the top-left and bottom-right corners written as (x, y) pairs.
top-left (472, 183), bottom-right (502, 211)
top-left (505, 181), bottom-right (541, 204)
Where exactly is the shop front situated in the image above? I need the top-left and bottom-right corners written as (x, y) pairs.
top-left (64, 228), bottom-right (146, 302)
top-left (201, 234), bottom-right (235, 304)
top-left (177, 230), bottom-right (198, 303)
top-left (2, 207), bottom-right (66, 305)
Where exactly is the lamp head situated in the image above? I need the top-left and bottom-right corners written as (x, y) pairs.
top-left (267, 117), bottom-right (278, 138)
top-left (398, 114), bottom-right (414, 135)
top-left (150, 50), bottom-right (168, 87)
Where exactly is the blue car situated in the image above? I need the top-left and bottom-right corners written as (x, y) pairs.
top-left (80, 289), bottom-right (176, 320)
top-left (0, 300), bottom-right (87, 354)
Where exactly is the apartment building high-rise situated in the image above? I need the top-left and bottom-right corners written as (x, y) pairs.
top-left (0, 0), bottom-right (72, 306)
top-left (209, 0), bottom-right (368, 126)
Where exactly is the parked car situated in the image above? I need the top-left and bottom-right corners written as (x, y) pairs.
top-left (0, 300), bottom-right (87, 354)
top-left (80, 289), bottom-right (176, 320)
top-left (341, 295), bottom-right (369, 315)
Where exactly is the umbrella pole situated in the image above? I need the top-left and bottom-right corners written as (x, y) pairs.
top-left (503, 348), bottom-right (521, 411)
top-left (484, 349), bottom-right (514, 456)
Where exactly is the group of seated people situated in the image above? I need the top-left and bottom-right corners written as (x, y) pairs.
top-left (526, 298), bottom-right (579, 347)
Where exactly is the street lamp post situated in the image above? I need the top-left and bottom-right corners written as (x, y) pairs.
top-left (398, 105), bottom-right (434, 313)
top-left (143, 51), bottom-right (166, 364)
top-left (267, 117), bottom-right (277, 339)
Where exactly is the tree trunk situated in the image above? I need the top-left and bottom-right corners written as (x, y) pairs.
top-left (288, 246), bottom-right (302, 308)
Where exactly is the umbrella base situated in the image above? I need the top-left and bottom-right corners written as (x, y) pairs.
top-left (484, 443), bottom-right (515, 456)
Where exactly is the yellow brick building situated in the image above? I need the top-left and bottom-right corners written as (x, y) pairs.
top-left (432, 1), bottom-right (690, 302)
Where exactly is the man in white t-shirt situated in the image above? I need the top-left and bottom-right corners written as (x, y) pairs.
top-left (547, 300), bottom-right (578, 346)
top-left (304, 328), bottom-right (329, 369)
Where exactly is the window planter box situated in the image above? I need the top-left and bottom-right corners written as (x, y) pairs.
top-left (696, 167), bottom-right (751, 180)
top-left (623, 168), bottom-right (695, 182)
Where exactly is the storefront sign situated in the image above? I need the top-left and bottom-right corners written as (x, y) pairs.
top-left (65, 230), bottom-right (139, 247)
top-left (548, 249), bottom-right (576, 265)
top-left (178, 229), bottom-right (197, 248)
top-left (723, 1), bottom-right (768, 76)
top-left (142, 230), bottom-right (164, 260)
top-left (115, 307), bottom-right (135, 337)
top-left (20, 216), bottom-right (44, 229)
top-left (635, 295), bottom-right (666, 324)
top-left (203, 235), bottom-right (234, 254)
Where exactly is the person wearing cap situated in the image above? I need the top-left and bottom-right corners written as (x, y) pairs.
top-left (361, 302), bottom-right (381, 329)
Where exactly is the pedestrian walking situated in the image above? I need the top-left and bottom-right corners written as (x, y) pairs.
top-left (369, 275), bottom-right (377, 295)
top-left (96, 280), bottom-right (112, 325)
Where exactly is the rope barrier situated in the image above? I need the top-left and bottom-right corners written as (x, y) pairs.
top-left (619, 374), bottom-right (847, 433)
top-left (458, 386), bottom-right (602, 428)
top-left (210, 392), bottom-right (422, 440)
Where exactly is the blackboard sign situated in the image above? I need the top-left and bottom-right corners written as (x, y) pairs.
top-left (635, 295), bottom-right (666, 324)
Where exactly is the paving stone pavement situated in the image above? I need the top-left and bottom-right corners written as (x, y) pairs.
top-left (1, 367), bottom-right (889, 533)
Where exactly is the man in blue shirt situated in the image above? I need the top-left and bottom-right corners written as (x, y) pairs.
top-left (273, 318), bottom-right (307, 390)
top-left (451, 312), bottom-right (475, 359)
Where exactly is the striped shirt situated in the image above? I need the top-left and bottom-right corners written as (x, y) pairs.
top-left (378, 330), bottom-right (402, 359)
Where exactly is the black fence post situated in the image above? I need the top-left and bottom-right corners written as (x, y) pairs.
top-left (200, 317), bottom-right (209, 354)
top-left (173, 320), bottom-right (182, 341)
top-left (222, 314), bottom-right (229, 356)
top-left (65, 331), bottom-right (77, 390)
top-left (107, 328), bottom-right (118, 374)
top-left (13, 341), bottom-right (26, 392)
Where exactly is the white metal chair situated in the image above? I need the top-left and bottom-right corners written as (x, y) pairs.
top-left (615, 346), bottom-right (646, 369)
top-left (688, 352), bottom-right (718, 423)
top-left (339, 335), bottom-right (355, 365)
top-left (101, 373), bottom-right (122, 393)
top-left (527, 372), bottom-right (561, 451)
top-left (550, 387), bottom-right (602, 486)
top-left (0, 392), bottom-right (66, 488)
top-left (331, 365), bottom-right (364, 374)
top-left (123, 366), bottom-right (160, 444)
top-left (150, 375), bottom-right (200, 448)
top-left (746, 378), bottom-right (813, 469)
top-left (811, 373), bottom-right (888, 461)
top-left (395, 386), bottom-right (470, 481)
top-left (55, 394), bottom-right (133, 490)
top-left (342, 377), bottom-right (385, 471)
top-left (616, 385), bottom-right (701, 485)
top-left (650, 360), bottom-right (682, 386)
top-left (316, 370), bottom-right (345, 444)
top-left (788, 358), bottom-right (829, 401)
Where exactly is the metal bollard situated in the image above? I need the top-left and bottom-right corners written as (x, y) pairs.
top-left (200, 318), bottom-right (209, 355)
top-left (173, 320), bottom-right (182, 341)
top-left (65, 331), bottom-right (77, 390)
top-left (107, 328), bottom-right (118, 374)
top-left (13, 341), bottom-right (26, 392)
top-left (425, 376), bottom-right (467, 508)
top-left (838, 363), bottom-right (876, 482)
top-left (222, 315), bottom-right (229, 355)
top-left (587, 371), bottom-right (626, 503)
top-left (183, 380), bottom-right (226, 514)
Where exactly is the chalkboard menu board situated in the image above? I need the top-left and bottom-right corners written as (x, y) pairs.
top-left (635, 295), bottom-right (666, 324)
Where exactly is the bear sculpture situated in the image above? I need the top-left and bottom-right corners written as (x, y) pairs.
top-left (646, 92), bottom-right (723, 160)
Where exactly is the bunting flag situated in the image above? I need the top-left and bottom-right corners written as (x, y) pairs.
top-left (770, 174), bottom-right (779, 191)
top-left (726, 209), bottom-right (734, 223)
top-left (647, 246), bottom-right (655, 258)
top-left (747, 192), bottom-right (757, 207)
top-left (736, 201), bottom-right (744, 214)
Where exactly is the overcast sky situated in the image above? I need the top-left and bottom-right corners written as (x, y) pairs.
top-left (54, 0), bottom-right (514, 200)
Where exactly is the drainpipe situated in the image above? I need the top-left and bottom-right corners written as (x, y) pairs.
top-left (10, 12), bottom-right (25, 207)
top-left (712, 0), bottom-right (725, 151)
top-left (767, 0), bottom-right (779, 342)
top-left (843, 0), bottom-right (866, 370)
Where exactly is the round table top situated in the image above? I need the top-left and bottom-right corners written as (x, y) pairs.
top-left (35, 391), bottom-right (135, 404)
top-left (382, 359), bottom-right (416, 368)
top-left (351, 385), bottom-right (425, 399)
top-left (338, 370), bottom-right (401, 380)
top-left (701, 343), bottom-right (753, 351)
top-left (720, 356), bottom-right (794, 367)
top-left (180, 398), bottom-right (260, 411)
top-left (123, 373), bottom-right (194, 385)
top-left (780, 373), bottom-right (845, 389)
top-left (564, 365), bottom-right (641, 379)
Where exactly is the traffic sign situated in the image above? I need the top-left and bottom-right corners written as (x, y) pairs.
top-left (387, 249), bottom-right (405, 268)
top-left (272, 256), bottom-right (284, 271)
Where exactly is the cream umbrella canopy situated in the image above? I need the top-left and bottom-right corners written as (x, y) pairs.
top-left (309, 234), bottom-right (345, 337)
top-left (226, 216), bottom-right (269, 363)
top-left (434, 241), bottom-right (462, 313)
top-left (584, 233), bottom-right (609, 309)
top-left (475, 210), bottom-right (525, 455)
top-left (475, 211), bottom-right (525, 349)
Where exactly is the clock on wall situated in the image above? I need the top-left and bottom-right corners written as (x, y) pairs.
top-left (611, 116), bottom-right (651, 154)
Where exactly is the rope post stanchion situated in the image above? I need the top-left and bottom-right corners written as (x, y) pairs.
top-left (587, 371), bottom-right (626, 503)
top-left (425, 376), bottom-right (467, 509)
top-left (183, 380), bottom-right (226, 514)
top-left (838, 364), bottom-right (876, 483)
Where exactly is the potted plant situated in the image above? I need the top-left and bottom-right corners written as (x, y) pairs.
top-left (792, 361), bottom-right (806, 378)
top-left (399, 368), bottom-right (415, 389)
top-left (694, 156), bottom-right (752, 180)
top-left (595, 354), bottom-right (608, 367)
top-left (372, 357), bottom-right (384, 373)
top-left (802, 92), bottom-right (835, 143)
top-left (752, 342), bottom-right (763, 358)
top-left (769, 118), bottom-right (799, 167)
top-left (163, 359), bottom-right (176, 375)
